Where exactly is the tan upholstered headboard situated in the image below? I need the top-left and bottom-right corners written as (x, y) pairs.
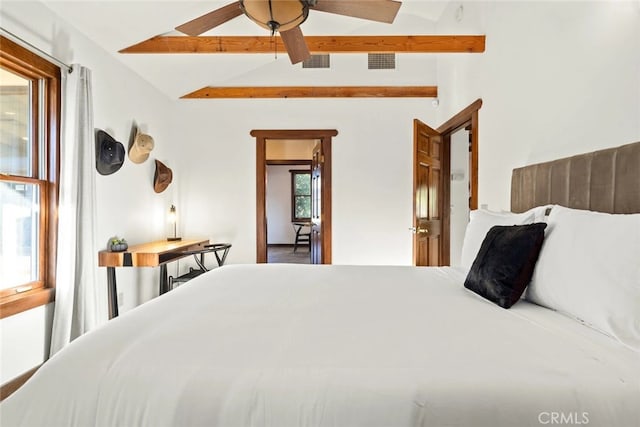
top-left (511, 141), bottom-right (640, 214)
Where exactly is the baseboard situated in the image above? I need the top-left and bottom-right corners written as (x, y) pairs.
top-left (0, 365), bottom-right (40, 401)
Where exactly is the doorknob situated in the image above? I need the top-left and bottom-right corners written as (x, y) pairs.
top-left (409, 227), bottom-right (429, 234)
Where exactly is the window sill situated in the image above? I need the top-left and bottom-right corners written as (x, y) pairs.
top-left (0, 288), bottom-right (55, 319)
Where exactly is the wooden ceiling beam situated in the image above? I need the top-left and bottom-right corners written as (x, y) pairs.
top-left (181, 86), bottom-right (438, 99)
top-left (120, 35), bottom-right (485, 54)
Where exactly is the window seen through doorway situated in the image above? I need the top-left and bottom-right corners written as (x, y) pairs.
top-left (291, 170), bottom-right (311, 221)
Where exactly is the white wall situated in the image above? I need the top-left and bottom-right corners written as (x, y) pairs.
top-left (436, 1), bottom-right (640, 211)
top-left (0, 305), bottom-right (53, 385)
top-left (449, 128), bottom-right (470, 266)
top-left (266, 165), bottom-right (309, 244)
top-left (0, 1), bottom-right (176, 383)
top-left (174, 98), bottom-right (436, 267)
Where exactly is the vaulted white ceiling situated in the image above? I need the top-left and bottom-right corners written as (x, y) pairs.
top-left (40, 1), bottom-right (451, 99)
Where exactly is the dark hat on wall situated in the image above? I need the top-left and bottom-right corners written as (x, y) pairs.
top-left (96, 130), bottom-right (125, 176)
top-left (153, 159), bottom-right (173, 193)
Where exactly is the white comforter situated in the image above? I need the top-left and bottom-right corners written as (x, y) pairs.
top-left (2, 264), bottom-right (639, 427)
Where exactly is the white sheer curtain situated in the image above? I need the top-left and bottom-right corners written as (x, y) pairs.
top-left (50, 65), bottom-right (103, 356)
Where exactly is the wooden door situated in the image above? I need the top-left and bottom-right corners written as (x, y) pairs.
top-left (311, 142), bottom-right (322, 264)
top-left (413, 119), bottom-right (443, 266)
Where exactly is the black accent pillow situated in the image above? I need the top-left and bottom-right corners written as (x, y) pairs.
top-left (464, 223), bottom-right (547, 309)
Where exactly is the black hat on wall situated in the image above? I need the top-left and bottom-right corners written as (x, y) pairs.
top-left (96, 130), bottom-right (125, 175)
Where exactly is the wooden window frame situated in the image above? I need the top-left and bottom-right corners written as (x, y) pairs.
top-left (290, 170), bottom-right (311, 222)
top-left (0, 36), bottom-right (59, 318)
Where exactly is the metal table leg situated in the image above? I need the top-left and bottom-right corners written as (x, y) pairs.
top-left (214, 247), bottom-right (230, 266)
top-left (107, 267), bottom-right (119, 319)
top-left (159, 264), bottom-right (170, 295)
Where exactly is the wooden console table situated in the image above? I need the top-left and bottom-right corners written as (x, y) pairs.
top-left (98, 238), bottom-right (209, 319)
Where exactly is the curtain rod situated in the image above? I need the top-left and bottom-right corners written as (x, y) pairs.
top-left (1, 27), bottom-right (73, 73)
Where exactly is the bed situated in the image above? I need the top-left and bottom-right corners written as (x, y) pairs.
top-left (2, 142), bottom-right (639, 427)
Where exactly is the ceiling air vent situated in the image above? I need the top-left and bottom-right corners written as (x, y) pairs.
top-left (368, 53), bottom-right (396, 70)
top-left (302, 55), bottom-right (331, 69)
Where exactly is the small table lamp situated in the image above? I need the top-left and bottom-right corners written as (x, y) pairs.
top-left (167, 204), bottom-right (182, 241)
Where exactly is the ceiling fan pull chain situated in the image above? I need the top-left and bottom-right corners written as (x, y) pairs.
top-left (267, 0), bottom-right (279, 37)
top-left (270, 33), bottom-right (277, 60)
top-left (267, 0), bottom-right (279, 60)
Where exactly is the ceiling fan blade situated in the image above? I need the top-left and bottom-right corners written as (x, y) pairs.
top-left (175, 1), bottom-right (243, 36)
top-left (312, 0), bottom-right (402, 24)
top-left (280, 27), bottom-right (311, 65)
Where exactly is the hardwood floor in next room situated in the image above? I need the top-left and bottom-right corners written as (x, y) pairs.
top-left (267, 245), bottom-right (311, 264)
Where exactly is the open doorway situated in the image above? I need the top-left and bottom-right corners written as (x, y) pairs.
top-left (438, 98), bottom-right (481, 266)
top-left (265, 140), bottom-right (314, 264)
top-left (449, 126), bottom-right (471, 266)
top-left (253, 129), bottom-right (337, 264)
top-left (412, 99), bottom-right (481, 266)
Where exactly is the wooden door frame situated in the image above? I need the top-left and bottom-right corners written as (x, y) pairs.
top-left (436, 98), bottom-right (482, 266)
top-left (253, 129), bottom-right (337, 264)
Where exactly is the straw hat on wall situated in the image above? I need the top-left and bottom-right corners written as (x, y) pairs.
top-left (129, 131), bottom-right (154, 164)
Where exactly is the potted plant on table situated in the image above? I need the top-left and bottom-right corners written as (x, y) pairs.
top-left (108, 237), bottom-right (128, 252)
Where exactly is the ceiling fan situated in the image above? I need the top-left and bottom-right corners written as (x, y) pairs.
top-left (175, 0), bottom-right (402, 64)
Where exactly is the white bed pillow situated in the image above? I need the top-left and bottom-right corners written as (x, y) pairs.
top-left (460, 206), bottom-right (549, 269)
top-left (526, 205), bottom-right (640, 351)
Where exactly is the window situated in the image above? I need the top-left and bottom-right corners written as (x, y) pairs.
top-left (291, 170), bottom-right (311, 221)
top-left (0, 36), bottom-right (60, 318)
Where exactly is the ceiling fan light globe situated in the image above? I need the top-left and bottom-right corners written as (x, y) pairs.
top-left (241, 0), bottom-right (309, 33)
